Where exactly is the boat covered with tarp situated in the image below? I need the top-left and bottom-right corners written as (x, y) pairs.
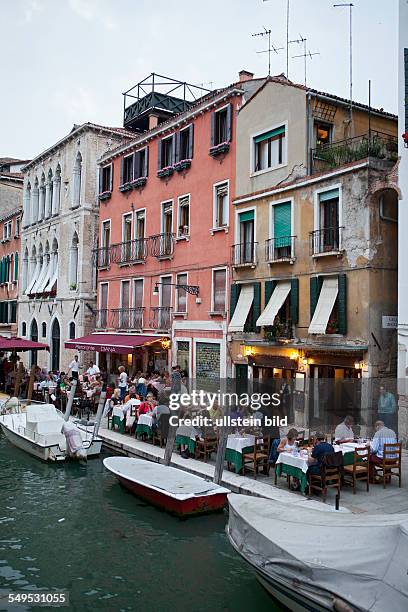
top-left (227, 493), bottom-right (408, 612)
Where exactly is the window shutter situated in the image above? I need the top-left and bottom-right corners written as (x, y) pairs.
top-left (134, 151), bottom-right (140, 179)
top-left (264, 280), bottom-right (277, 306)
top-left (290, 278), bottom-right (299, 324)
top-left (188, 124), bottom-right (194, 159)
top-left (337, 274), bottom-right (347, 335)
top-left (157, 140), bottom-right (162, 170)
top-left (144, 147), bottom-right (149, 177)
top-left (120, 158), bottom-right (125, 186)
top-left (226, 103), bottom-right (233, 142)
top-left (310, 276), bottom-right (322, 319)
top-left (98, 167), bottom-right (103, 194)
top-left (174, 132), bottom-right (180, 164)
top-left (14, 252), bottom-right (18, 280)
top-left (273, 202), bottom-right (291, 247)
top-left (210, 111), bottom-right (216, 146)
top-left (229, 283), bottom-right (241, 319)
top-left (245, 282), bottom-right (261, 332)
top-left (109, 164), bottom-right (113, 191)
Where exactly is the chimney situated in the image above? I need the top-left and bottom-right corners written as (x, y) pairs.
top-left (148, 114), bottom-right (159, 130)
top-left (239, 70), bottom-right (254, 83)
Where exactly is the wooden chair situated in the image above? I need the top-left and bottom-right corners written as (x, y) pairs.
top-left (374, 443), bottom-right (402, 488)
top-left (343, 445), bottom-right (370, 494)
top-left (308, 451), bottom-right (343, 502)
top-left (195, 430), bottom-right (218, 462)
top-left (243, 436), bottom-right (271, 479)
top-left (152, 413), bottom-right (170, 448)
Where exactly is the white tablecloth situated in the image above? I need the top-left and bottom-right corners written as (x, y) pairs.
top-left (138, 414), bottom-right (153, 428)
top-left (112, 406), bottom-right (124, 420)
top-left (176, 424), bottom-right (200, 441)
top-left (276, 451), bottom-right (309, 474)
top-left (227, 435), bottom-right (255, 454)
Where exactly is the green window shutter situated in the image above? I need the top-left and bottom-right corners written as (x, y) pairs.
top-left (290, 278), bottom-right (299, 324)
top-left (319, 188), bottom-right (339, 202)
top-left (310, 276), bottom-right (322, 319)
top-left (245, 282), bottom-right (261, 332)
top-left (239, 210), bottom-right (254, 223)
top-left (337, 274), bottom-right (347, 335)
top-left (0, 259), bottom-right (4, 283)
top-left (273, 202), bottom-right (291, 247)
top-left (14, 252), bottom-right (18, 280)
top-left (264, 280), bottom-right (277, 306)
top-left (229, 283), bottom-right (241, 319)
top-left (254, 126), bottom-right (285, 143)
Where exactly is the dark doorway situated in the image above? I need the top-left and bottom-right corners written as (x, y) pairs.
top-left (30, 319), bottom-right (38, 366)
top-left (51, 319), bottom-right (60, 371)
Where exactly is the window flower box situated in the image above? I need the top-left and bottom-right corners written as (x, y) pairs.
top-left (119, 182), bottom-right (133, 193)
top-left (174, 159), bottom-right (192, 172)
top-left (209, 142), bottom-right (230, 157)
top-left (99, 190), bottom-right (112, 201)
top-left (157, 166), bottom-right (174, 179)
top-left (131, 176), bottom-right (147, 188)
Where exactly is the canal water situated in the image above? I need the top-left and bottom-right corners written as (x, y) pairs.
top-left (0, 437), bottom-right (282, 612)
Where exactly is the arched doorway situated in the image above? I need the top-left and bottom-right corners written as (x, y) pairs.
top-left (30, 319), bottom-right (38, 366)
top-left (51, 319), bottom-right (60, 371)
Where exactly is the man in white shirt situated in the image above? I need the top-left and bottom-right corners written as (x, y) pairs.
top-left (68, 355), bottom-right (81, 380)
top-left (369, 420), bottom-right (398, 481)
top-left (334, 415), bottom-right (354, 443)
top-left (87, 361), bottom-right (100, 377)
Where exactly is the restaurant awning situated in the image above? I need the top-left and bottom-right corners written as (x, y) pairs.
top-left (256, 280), bottom-right (291, 327)
top-left (64, 333), bottom-right (162, 354)
top-left (308, 277), bottom-right (338, 334)
top-left (247, 354), bottom-right (297, 369)
top-left (0, 337), bottom-right (49, 352)
top-left (228, 285), bottom-right (254, 332)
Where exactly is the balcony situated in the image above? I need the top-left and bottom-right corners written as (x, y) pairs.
top-left (95, 247), bottom-right (110, 269)
top-left (310, 227), bottom-right (343, 256)
top-left (149, 233), bottom-right (175, 259)
top-left (111, 238), bottom-right (148, 265)
top-left (112, 307), bottom-right (145, 330)
top-left (311, 131), bottom-right (398, 174)
top-left (231, 242), bottom-right (257, 268)
top-left (149, 306), bottom-right (173, 331)
top-left (95, 308), bottom-right (112, 329)
top-left (265, 236), bottom-right (295, 263)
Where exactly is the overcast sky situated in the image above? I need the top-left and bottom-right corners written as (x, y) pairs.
top-left (0, 0), bottom-right (398, 159)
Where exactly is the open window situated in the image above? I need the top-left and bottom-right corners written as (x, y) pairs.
top-left (213, 182), bottom-right (229, 229)
top-left (212, 268), bottom-right (227, 313)
top-left (177, 195), bottom-right (190, 238)
top-left (158, 135), bottom-right (175, 170)
top-left (253, 125), bottom-right (286, 172)
top-left (178, 125), bottom-right (194, 161)
top-left (176, 273), bottom-right (188, 313)
top-left (121, 154), bottom-right (134, 185)
top-left (134, 148), bottom-right (148, 179)
top-left (311, 188), bottom-right (341, 255)
top-left (314, 121), bottom-right (333, 147)
top-left (100, 164), bottom-right (112, 195)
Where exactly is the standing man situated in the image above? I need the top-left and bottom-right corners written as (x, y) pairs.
top-left (68, 355), bottom-right (81, 380)
top-left (87, 361), bottom-right (100, 377)
top-left (378, 385), bottom-right (397, 431)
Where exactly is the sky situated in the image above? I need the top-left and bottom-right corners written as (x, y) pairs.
top-left (0, 0), bottom-right (398, 159)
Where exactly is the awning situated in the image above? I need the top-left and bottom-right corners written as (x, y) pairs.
top-left (308, 277), bottom-right (338, 334)
top-left (0, 337), bottom-right (49, 352)
top-left (247, 355), bottom-right (297, 369)
top-left (228, 285), bottom-right (254, 332)
top-left (256, 280), bottom-right (291, 327)
top-left (64, 333), bottom-right (163, 354)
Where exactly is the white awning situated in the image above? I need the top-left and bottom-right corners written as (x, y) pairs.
top-left (32, 260), bottom-right (47, 294)
top-left (228, 285), bottom-right (254, 332)
top-left (308, 277), bottom-right (338, 334)
top-left (26, 260), bottom-right (40, 295)
top-left (38, 257), bottom-right (51, 293)
top-left (256, 280), bottom-right (291, 327)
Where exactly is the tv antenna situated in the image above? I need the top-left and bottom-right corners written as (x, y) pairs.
top-left (292, 36), bottom-right (320, 86)
top-left (334, 3), bottom-right (354, 120)
top-left (252, 27), bottom-right (283, 76)
top-left (263, 0), bottom-right (291, 77)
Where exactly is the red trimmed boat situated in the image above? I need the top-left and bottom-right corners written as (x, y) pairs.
top-left (103, 456), bottom-right (230, 517)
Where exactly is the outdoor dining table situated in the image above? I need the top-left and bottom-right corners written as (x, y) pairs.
top-left (175, 424), bottom-right (200, 455)
top-left (111, 405), bottom-right (125, 434)
top-left (136, 414), bottom-right (153, 439)
top-left (275, 443), bottom-right (361, 494)
top-left (225, 434), bottom-right (256, 473)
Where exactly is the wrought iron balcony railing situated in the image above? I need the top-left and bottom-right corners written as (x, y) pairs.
top-left (111, 307), bottom-right (145, 330)
top-left (231, 242), bottom-right (257, 266)
top-left (149, 306), bottom-right (173, 331)
top-left (311, 131), bottom-right (398, 174)
top-left (265, 236), bottom-right (295, 262)
top-left (149, 233), bottom-right (175, 258)
top-left (94, 308), bottom-right (112, 329)
top-left (111, 238), bottom-right (148, 265)
top-left (310, 226), bottom-right (343, 255)
top-left (95, 247), bottom-right (111, 269)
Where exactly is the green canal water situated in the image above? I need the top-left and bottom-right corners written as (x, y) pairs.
top-left (0, 437), bottom-right (282, 612)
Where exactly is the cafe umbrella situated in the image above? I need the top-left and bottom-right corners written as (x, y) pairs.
top-left (0, 336), bottom-right (49, 397)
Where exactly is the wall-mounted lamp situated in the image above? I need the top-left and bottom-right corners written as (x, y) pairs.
top-left (153, 281), bottom-right (200, 296)
top-left (161, 338), bottom-right (171, 350)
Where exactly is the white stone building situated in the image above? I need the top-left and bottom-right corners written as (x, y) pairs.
top-left (19, 123), bottom-right (132, 372)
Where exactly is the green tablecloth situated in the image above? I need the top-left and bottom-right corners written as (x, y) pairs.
top-left (176, 434), bottom-right (196, 455)
top-left (136, 424), bottom-right (153, 439)
top-left (342, 451), bottom-right (354, 466)
top-left (275, 463), bottom-right (308, 494)
top-left (225, 446), bottom-right (254, 473)
top-left (111, 415), bottom-right (125, 434)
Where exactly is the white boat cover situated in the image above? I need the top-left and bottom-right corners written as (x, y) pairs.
top-left (103, 457), bottom-right (230, 500)
top-left (227, 494), bottom-right (408, 612)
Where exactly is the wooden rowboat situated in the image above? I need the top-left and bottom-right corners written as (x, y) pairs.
top-left (103, 456), bottom-right (230, 517)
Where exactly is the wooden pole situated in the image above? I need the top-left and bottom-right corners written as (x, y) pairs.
top-left (26, 367), bottom-right (35, 406)
top-left (14, 361), bottom-right (24, 398)
top-left (213, 422), bottom-right (231, 485)
top-left (163, 416), bottom-right (177, 466)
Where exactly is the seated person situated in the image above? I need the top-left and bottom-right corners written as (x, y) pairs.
top-left (334, 415), bottom-right (354, 443)
top-left (138, 393), bottom-right (155, 416)
top-left (369, 420), bottom-right (398, 482)
top-left (152, 391), bottom-right (171, 428)
top-left (123, 393), bottom-right (141, 414)
top-left (277, 428), bottom-right (298, 454)
top-left (307, 433), bottom-right (334, 476)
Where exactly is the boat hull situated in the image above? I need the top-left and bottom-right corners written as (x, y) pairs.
top-left (0, 422), bottom-right (65, 461)
top-left (118, 474), bottom-right (227, 517)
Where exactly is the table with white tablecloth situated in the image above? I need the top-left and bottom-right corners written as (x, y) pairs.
top-left (136, 414), bottom-right (153, 438)
top-left (175, 424), bottom-right (201, 454)
top-left (111, 405), bottom-right (125, 433)
top-left (225, 435), bottom-right (256, 473)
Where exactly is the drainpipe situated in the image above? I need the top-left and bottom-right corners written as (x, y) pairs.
top-left (306, 92), bottom-right (312, 174)
top-left (379, 195), bottom-right (397, 223)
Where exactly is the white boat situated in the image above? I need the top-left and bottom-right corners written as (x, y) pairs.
top-left (227, 493), bottom-right (408, 612)
top-left (0, 403), bottom-right (102, 462)
top-left (104, 456), bottom-right (230, 516)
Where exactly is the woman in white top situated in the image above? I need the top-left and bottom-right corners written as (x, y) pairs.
top-left (118, 366), bottom-right (128, 402)
top-left (277, 428), bottom-right (298, 454)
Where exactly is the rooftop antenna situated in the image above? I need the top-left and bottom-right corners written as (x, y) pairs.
top-left (334, 3), bottom-right (354, 121)
top-left (292, 37), bottom-right (320, 86)
top-left (262, 0), bottom-right (289, 76)
top-left (252, 27), bottom-right (284, 76)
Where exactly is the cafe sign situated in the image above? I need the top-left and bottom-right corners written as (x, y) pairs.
top-left (382, 316), bottom-right (397, 329)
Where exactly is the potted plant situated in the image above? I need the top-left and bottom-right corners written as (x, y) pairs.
top-left (69, 283), bottom-right (77, 291)
top-left (209, 142), bottom-right (230, 157)
top-left (98, 190), bottom-right (111, 201)
top-left (131, 176), bottom-right (147, 188)
top-left (157, 166), bottom-right (174, 179)
top-left (174, 159), bottom-right (192, 172)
